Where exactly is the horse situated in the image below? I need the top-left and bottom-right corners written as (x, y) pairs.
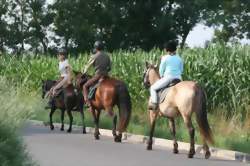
top-left (74, 71), bottom-right (131, 142)
top-left (143, 62), bottom-right (214, 159)
top-left (41, 79), bottom-right (86, 133)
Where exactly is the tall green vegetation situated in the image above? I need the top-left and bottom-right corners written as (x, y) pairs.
top-left (1, 44), bottom-right (249, 117)
top-left (0, 77), bottom-right (37, 166)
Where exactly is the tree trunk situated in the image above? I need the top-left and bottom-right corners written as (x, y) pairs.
top-left (65, 38), bottom-right (69, 51)
top-left (180, 27), bottom-right (192, 49)
top-left (20, 0), bottom-right (25, 53)
top-left (41, 39), bottom-right (48, 54)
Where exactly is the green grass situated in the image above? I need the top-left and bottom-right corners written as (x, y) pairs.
top-left (0, 44), bottom-right (249, 154)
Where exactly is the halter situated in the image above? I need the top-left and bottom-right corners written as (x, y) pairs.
top-left (143, 67), bottom-right (151, 88)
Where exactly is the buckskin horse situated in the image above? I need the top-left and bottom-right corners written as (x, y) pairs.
top-left (143, 62), bottom-right (214, 159)
top-left (74, 71), bottom-right (131, 142)
top-left (42, 80), bottom-right (86, 133)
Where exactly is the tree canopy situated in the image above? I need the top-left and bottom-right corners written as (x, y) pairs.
top-left (0, 0), bottom-right (249, 54)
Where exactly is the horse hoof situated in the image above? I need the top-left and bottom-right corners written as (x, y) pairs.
top-left (94, 134), bottom-right (100, 140)
top-left (173, 149), bottom-right (179, 154)
top-left (114, 137), bottom-right (121, 143)
top-left (112, 131), bottom-right (117, 137)
top-left (60, 128), bottom-right (64, 131)
top-left (82, 129), bottom-right (87, 134)
top-left (147, 145), bottom-right (152, 150)
top-left (205, 151), bottom-right (211, 159)
top-left (188, 149), bottom-right (195, 158)
top-left (188, 154), bottom-right (194, 158)
top-left (67, 129), bottom-right (72, 133)
top-left (50, 125), bottom-right (54, 130)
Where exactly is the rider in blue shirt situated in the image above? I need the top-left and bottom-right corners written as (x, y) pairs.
top-left (149, 41), bottom-right (183, 110)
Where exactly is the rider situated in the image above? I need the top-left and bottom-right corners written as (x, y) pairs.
top-left (46, 49), bottom-right (72, 108)
top-left (149, 40), bottom-right (184, 110)
top-left (83, 41), bottom-right (111, 105)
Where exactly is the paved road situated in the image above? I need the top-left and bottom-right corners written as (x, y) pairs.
top-left (23, 124), bottom-right (248, 166)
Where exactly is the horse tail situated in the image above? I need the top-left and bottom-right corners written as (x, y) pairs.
top-left (116, 82), bottom-right (132, 133)
top-left (195, 86), bottom-right (214, 144)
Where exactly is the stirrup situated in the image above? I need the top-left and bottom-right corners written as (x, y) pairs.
top-left (148, 102), bottom-right (158, 110)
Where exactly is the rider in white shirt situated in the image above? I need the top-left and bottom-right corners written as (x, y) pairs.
top-left (46, 49), bottom-right (72, 109)
top-left (51, 49), bottom-right (72, 96)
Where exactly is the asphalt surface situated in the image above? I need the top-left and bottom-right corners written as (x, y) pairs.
top-left (22, 124), bottom-right (248, 166)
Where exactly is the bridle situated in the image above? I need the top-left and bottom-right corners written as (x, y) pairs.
top-left (143, 67), bottom-right (151, 89)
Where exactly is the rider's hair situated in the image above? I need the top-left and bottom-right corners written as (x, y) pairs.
top-left (164, 40), bottom-right (178, 52)
top-left (58, 48), bottom-right (67, 59)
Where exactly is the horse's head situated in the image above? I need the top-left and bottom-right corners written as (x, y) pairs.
top-left (41, 80), bottom-right (56, 98)
top-left (73, 70), bottom-right (90, 90)
top-left (143, 61), bottom-right (159, 89)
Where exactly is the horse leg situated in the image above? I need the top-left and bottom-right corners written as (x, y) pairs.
top-left (49, 108), bottom-right (56, 130)
top-left (112, 114), bottom-right (117, 137)
top-left (169, 118), bottom-right (178, 154)
top-left (95, 110), bottom-right (101, 139)
top-left (113, 112), bottom-right (123, 142)
top-left (202, 137), bottom-right (211, 159)
top-left (80, 108), bottom-right (86, 134)
top-left (147, 110), bottom-right (158, 150)
top-left (104, 107), bottom-right (117, 139)
top-left (66, 110), bottom-right (73, 133)
top-left (60, 109), bottom-right (65, 131)
top-left (90, 107), bottom-right (97, 138)
top-left (183, 116), bottom-right (195, 158)
top-left (91, 108), bottom-right (101, 140)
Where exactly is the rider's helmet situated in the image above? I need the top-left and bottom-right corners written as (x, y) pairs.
top-left (93, 41), bottom-right (104, 51)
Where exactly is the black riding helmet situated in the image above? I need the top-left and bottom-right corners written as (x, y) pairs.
top-left (93, 41), bottom-right (104, 51)
top-left (164, 40), bottom-right (178, 52)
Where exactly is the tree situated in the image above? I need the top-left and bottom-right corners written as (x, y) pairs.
top-left (27, 0), bottom-right (54, 54)
top-left (0, 0), bottom-right (9, 52)
top-left (6, 0), bottom-right (30, 54)
top-left (205, 0), bottom-right (250, 43)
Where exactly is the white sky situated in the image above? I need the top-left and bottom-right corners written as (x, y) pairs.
top-left (186, 24), bottom-right (250, 47)
top-left (186, 24), bottom-right (214, 48)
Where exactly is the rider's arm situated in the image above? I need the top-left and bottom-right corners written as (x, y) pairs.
top-left (83, 56), bottom-right (95, 73)
top-left (159, 57), bottom-right (166, 78)
top-left (180, 58), bottom-right (184, 74)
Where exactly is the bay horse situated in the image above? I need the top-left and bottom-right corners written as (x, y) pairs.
top-left (41, 80), bottom-right (86, 133)
top-left (74, 71), bottom-right (131, 142)
top-left (143, 62), bottom-right (214, 159)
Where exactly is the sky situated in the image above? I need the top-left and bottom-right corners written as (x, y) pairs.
top-left (186, 24), bottom-right (214, 48)
top-left (186, 24), bottom-right (250, 48)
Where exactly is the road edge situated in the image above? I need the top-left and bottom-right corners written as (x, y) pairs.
top-left (28, 120), bottom-right (250, 163)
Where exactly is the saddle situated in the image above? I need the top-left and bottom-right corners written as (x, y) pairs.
top-left (157, 79), bottom-right (181, 103)
top-left (88, 83), bottom-right (99, 100)
top-left (88, 77), bottom-right (106, 100)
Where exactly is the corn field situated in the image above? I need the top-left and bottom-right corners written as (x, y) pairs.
top-left (1, 44), bottom-right (250, 117)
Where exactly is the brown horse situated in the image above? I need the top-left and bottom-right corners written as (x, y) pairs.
top-left (74, 71), bottom-right (131, 142)
top-left (143, 62), bottom-right (214, 159)
top-left (42, 80), bottom-right (86, 133)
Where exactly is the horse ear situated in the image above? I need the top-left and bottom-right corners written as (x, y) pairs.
top-left (145, 61), bottom-right (149, 68)
top-left (154, 64), bottom-right (158, 68)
